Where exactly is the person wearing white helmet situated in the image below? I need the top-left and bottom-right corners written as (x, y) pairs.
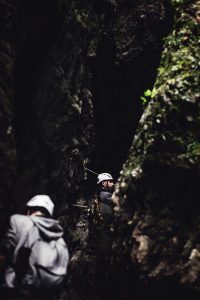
top-left (96, 172), bottom-right (115, 224)
top-left (91, 173), bottom-right (115, 294)
top-left (97, 173), bottom-right (114, 188)
top-left (0, 195), bottom-right (69, 300)
top-left (26, 194), bottom-right (54, 217)
top-left (97, 172), bottom-right (114, 190)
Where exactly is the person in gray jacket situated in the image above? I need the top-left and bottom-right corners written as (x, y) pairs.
top-left (0, 195), bottom-right (69, 300)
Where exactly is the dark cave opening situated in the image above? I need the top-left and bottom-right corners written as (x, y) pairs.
top-left (89, 42), bottom-right (170, 181)
top-left (86, 0), bottom-right (174, 183)
top-left (91, 61), bottom-right (143, 179)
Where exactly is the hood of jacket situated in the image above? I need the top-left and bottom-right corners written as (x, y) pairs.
top-left (30, 216), bottom-right (64, 240)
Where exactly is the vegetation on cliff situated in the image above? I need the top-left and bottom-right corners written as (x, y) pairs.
top-left (114, 0), bottom-right (200, 295)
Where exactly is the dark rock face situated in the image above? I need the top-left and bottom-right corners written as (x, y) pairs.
top-left (13, 0), bottom-right (95, 213)
top-left (114, 0), bottom-right (200, 298)
top-left (0, 0), bottom-right (17, 226)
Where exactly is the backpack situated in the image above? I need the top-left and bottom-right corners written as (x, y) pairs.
top-left (22, 223), bottom-right (69, 290)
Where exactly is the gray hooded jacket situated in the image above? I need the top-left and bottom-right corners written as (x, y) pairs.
top-left (3, 214), bottom-right (69, 290)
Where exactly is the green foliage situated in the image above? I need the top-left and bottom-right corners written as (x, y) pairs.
top-left (140, 96), bottom-right (147, 105)
top-left (140, 88), bottom-right (158, 105)
top-left (144, 89), bottom-right (152, 97)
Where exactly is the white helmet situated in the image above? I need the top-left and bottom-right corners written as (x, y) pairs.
top-left (97, 173), bottom-right (113, 184)
top-left (26, 195), bottom-right (54, 216)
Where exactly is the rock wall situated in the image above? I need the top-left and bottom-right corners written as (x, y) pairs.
top-left (0, 0), bottom-right (17, 229)
top-left (12, 0), bottom-right (95, 214)
top-left (114, 0), bottom-right (200, 297)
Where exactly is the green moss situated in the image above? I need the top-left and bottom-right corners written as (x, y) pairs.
top-left (155, 1), bottom-right (200, 104)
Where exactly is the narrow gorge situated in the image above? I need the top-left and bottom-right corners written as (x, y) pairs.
top-left (0, 1), bottom-right (200, 299)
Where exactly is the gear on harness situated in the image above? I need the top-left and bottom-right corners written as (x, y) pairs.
top-left (88, 195), bottom-right (104, 231)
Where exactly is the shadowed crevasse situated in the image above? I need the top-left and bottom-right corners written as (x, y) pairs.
top-left (89, 0), bottom-right (173, 178)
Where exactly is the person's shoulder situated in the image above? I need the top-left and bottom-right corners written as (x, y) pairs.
top-left (99, 190), bottom-right (112, 200)
top-left (99, 190), bottom-right (112, 196)
top-left (10, 214), bottom-right (33, 227)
